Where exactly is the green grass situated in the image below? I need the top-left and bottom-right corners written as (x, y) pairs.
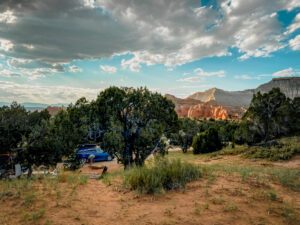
top-left (124, 157), bottom-right (202, 194)
top-left (196, 164), bottom-right (300, 191)
top-left (244, 144), bottom-right (299, 161)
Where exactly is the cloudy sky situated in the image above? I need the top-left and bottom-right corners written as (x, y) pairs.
top-left (0, 0), bottom-right (300, 104)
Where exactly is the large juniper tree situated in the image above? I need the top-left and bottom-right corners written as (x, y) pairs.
top-left (95, 87), bottom-right (178, 168)
top-left (243, 88), bottom-right (292, 143)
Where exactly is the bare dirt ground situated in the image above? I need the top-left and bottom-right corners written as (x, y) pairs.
top-left (0, 154), bottom-right (299, 225)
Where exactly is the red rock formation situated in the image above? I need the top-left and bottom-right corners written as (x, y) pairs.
top-left (46, 106), bottom-right (66, 116)
top-left (165, 94), bottom-right (244, 120)
top-left (187, 103), bottom-right (229, 120)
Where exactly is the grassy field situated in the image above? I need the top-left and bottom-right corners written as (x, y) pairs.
top-left (0, 138), bottom-right (299, 225)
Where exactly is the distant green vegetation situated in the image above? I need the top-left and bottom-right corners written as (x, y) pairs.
top-left (210, 136), bottom-right (300, 161)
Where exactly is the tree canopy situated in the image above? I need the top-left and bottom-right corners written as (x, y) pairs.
top-left (96, 87), bottom-right (178, 167)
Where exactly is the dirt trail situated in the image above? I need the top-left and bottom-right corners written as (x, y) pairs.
top-left (42, 174), bottom-right (299, 225)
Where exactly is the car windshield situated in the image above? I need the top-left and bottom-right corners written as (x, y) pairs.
top-left (95, 148), bottom-right (103, 153)
top-left (78, 148), bottom-right (104, 154)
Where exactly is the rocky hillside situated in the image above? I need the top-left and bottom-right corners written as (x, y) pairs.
top-left (256, 77), bottom-right (300, 99)
top-left (166, 77), bottom-right (300, 120)
top-left (188, 88), bottom-right (254, 107)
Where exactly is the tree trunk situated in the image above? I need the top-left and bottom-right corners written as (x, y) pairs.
top-left (27, 166), bottom-right (32, 179)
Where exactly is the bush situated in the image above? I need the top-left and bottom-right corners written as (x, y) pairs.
top-left (245, 144), bottom-right (299, 161)
top-left (192, 127), bottom-right (222, 154)
top-left (124, 158), bottom-right (201, 194)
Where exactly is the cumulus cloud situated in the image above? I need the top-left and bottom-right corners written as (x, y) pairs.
top-left (0, 81), bottom-right (100, 104)
top-left (285, 13), bottom-right (300, 35)
top-left (289, 35), bottom-right (300, 51)
top-left (0, 0), bottom-right (298, 73)
top-left (194, 68), bottom-right (226, 77)
top-left (100, 65), bottom-right (117, 73)
top-left (0, 10), bottom-right (17, 24)
top-left (69, 65), bottom-right (83, 73)
top-left (177, 77), bottom-right (204, 83)
top-left (272, 68), bottom-right (296, 77)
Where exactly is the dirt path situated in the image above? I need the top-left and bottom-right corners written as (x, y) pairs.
top-left (39, 174), bottom-right (299, 225)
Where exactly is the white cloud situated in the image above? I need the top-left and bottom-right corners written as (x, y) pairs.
top-left (0, 10), bottom-right (17, 24)
top-left (285, 13), bottom-right (300, 35)
top-left (289, 35), bottom-right (300, 51)
top-left (234, 74), bottom-right (260, 80)
top-left (100, 65), bottom-right (117, 73)
top-left (0, 63), bottom-right (2, 69)
top-left (0, 0), bottom-right (298, 71)
top-left (272, 68), bottom-right (294, 77)
top-left (0, 38), bottom-right (13, 52)
top-left (7, 58), bottom-right (32, 68)
top-left (0, 81), bottom-right (101, 104)
top-left (177, 77), bottom-right (204, 83)
top-left (0, 69), bottom-right (22, 78)
top-left (258, 67), bottom-right (300, 77)
top-left (121, 58), bottom-right (141, 72)
top-left (69, 65), bottom-right (83, 73)
top-left (194, 68), bottom-right (226, 77)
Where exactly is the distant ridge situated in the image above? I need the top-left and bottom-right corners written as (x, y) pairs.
top-left (166, 77), bottom-right (300, 119)
top-left (0, 102), bottom-right (68, 115)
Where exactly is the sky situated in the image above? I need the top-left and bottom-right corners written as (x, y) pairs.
top-left (0, 0), bottom-right (300, 104)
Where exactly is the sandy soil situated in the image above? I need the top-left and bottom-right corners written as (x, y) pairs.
top-left (34, 175), bottom-right (300, 225)
top-left (1, 155), bottom-right (299, 225)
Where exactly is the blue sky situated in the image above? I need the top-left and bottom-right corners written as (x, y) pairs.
top-left (0, 0), bottom-right (299, 104)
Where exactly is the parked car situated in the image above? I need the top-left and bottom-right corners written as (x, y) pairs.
top-left (77, 148), bottom-right (114, 165)
top-left (78, 144), bottom-right (97, 151)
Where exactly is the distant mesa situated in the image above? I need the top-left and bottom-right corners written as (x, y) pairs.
top-left (165, 77), bottom-right (300, 120)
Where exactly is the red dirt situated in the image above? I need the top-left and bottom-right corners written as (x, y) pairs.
top-left (0, 156), bottom-right (299, 225)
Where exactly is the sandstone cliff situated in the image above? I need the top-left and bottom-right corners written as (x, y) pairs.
top-left (165, 94), bottom-right (244, 120)
top-left (256, 77), bottom-right (300, 99)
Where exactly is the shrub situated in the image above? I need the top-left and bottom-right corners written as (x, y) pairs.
top-left (124, 158), bottom-right (201, 194)
top-left (192, 127), bottom-right (222, 154)
top-left (245, 144), bottom-right (299, 161)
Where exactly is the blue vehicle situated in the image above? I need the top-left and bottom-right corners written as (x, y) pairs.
top-left (77, 147), bottom-right (114, 165)
top-left (78, 144), bottom-right (97, 151)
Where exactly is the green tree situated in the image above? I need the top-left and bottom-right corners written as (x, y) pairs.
top-left (291, 97), bottom-right (300, 134)
top-left (192, 127), bottom-right (222, 154)
top-left (0, 102), bottom-right (28, 154)
top-left (51, 99), bottom-right (94, 169)
top-left (95, 87), bottom-right (178, 168)
top-left (19, 119), bottom-right (62, 178)
top-left (177, 118), bottom-right (199, 153)
top-left (243, 88), bottom-right (292, 143)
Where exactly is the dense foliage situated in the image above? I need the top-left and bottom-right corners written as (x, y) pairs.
top-left (1, 87), bottom-right (299, 175)
top-left (96, 87), bottom-right (178, 167)
top-left (236, 88), bottom-right (300, 144)
top-left (0, 87), bottom-right (178, 173)
top-left (192, 127), bottom-right (222, 154)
